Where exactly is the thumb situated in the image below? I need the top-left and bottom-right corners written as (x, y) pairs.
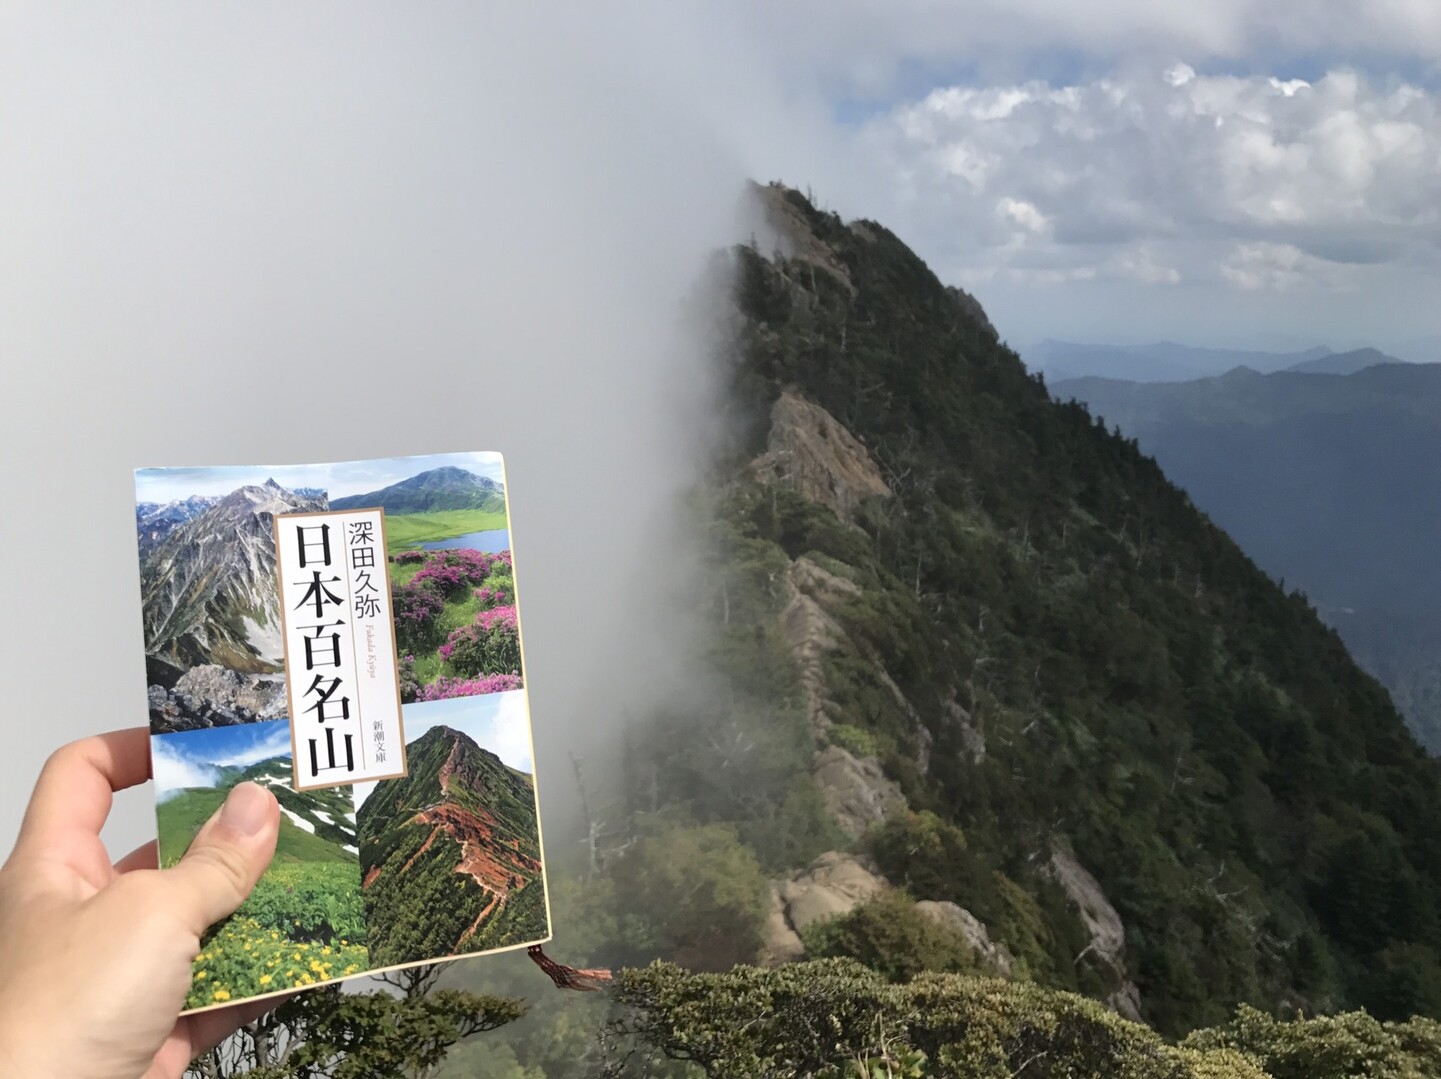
top-left (164, 782), bottom-right (280, 935)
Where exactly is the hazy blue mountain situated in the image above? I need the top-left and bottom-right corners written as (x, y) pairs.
top-left (1027, 339), bottom-right (1336, 383)
top-left (1285, 347), bottom-right (1401, 375)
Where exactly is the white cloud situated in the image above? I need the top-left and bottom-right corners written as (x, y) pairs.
top-left (151, 740), bottom-right (219, 801)
top-left (1220, 241), bottom-right (1351, 291)
top-left (864, 66), bottom-right (1441, 293)
top-left (998, 197), bottom-right (1048, 234)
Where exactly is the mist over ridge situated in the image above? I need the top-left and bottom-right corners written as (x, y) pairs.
top-left (0, 3), bottom-right (840, 853)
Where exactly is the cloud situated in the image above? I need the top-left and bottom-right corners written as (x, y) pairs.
top-left (151, 740), bottom-right (219, 801)
top-left (151, 722), bottom-right (295, 801)
top-left (12, 0), bottom-right (1441, 859)
top-left (738, 1), bottom-right (1441, 95)
top-left (0, 2), bottom-right (829, 853)
top-left (1220, 242), bottom-right (1349, 291)
top-left (862, 65), bottom-right (1441, 294)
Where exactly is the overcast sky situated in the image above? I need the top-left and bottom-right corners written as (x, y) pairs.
top-left (3, 1), bottom-right (1440, 856)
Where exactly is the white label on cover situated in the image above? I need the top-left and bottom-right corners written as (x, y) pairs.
top-left (274, 508), bottom-right (407, 790)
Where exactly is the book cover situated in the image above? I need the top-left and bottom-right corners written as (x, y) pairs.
top-left (135, 452), bottom-right (550, 1014)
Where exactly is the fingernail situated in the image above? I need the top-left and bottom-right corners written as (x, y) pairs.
top-left (219, 782), bottom-right (274, 837)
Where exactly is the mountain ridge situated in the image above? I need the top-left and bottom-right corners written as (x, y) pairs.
top-left (331, 466), bottom-right (505, 514)
top-left (358, 724), bottom-right (543, 965)
top-left (1030, 338), bottom-right (1405, 383)
top-left (686, 182), bottom-right (1441, 1030)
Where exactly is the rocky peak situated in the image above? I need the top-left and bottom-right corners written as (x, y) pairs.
top-left (945, 284), bottom-right (998, 342)
top-left (751, 182), bottom-right (856, 295)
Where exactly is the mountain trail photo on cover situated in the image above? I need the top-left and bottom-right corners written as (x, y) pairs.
top-left (355, 690), bottom-right (549, 969)
top-left (135, 451), bottom-right (523, 734)
top-left (152, 720), bottom-right (369, 1010)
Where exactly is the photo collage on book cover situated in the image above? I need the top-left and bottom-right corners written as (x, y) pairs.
top-left (136, 452), bottom-right (548, 1011)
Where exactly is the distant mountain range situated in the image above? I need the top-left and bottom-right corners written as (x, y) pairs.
top-left (1029, 339), bottom-right (1409, 383)
top-left (358, 724), bottom-right (544, 966)
top-left (139, 479), bottom-right (326, 680)
top-left (1054, 361), bottom-right (1441, 750)
top-left (332, 465), bottom-right (505, 514)
top-left (136, 495), bottom-right (221, 555)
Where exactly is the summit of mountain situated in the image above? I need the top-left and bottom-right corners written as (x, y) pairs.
top-left (330, 466), bottom-right (504, 514)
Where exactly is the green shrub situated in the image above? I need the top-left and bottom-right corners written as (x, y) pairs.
top-left (606, 819), bottom-right (770, 972)
top-left (613, 959), bottom-right (1272, 1078)
top-left (828, 723), bottom-right (879, 759)
top-left (1183, 1004), bottom-right (1441, 1079)
top-left (802, 892), bottom-right (981, 982)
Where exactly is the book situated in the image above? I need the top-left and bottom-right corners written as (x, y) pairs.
top-left (135, 452), bottom-right (550, 1014)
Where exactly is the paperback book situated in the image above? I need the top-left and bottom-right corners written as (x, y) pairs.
top-left (134, 452), bottom-right (550, 1014)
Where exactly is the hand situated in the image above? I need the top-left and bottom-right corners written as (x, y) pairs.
top-left (0, 727), bottom-right (281, 1078)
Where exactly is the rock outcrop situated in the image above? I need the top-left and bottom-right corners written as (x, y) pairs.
top-left (148, 664), bottom-right (286, 734)
top-left (943, 697), bottom-right (987, 764)
top-left (915, 900), bottom-right (1014, 977)
top-left (760, 851), bottom-right (888, 966)
top-left (760, 854), bottom-right (1019, 980)
top-left (946, 284), bottom-right (999, 341)
top-left (775, 555), bottom-right (911, 836)
top-left (813, 746), bottom-right (907, 840)
top-left (752, 391), bottom-right (891, 524)
top-left (781, 556), bottom-right (859, 738)
top-left (759, 884), bottom-right (807, 966)
top-left (1046, 847), bottom-right (1143, 1020)
top-left (754, 182), bottom-right (857, 295)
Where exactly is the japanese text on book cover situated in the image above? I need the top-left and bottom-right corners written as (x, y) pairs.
top-left (135, 452), bottom-right (550, 1014)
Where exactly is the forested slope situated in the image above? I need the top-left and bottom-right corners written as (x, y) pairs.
top-left (438, 185), bottom-right (1441, 1076)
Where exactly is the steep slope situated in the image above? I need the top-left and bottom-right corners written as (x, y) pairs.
top-left (660, 184), bottom-right (1441, 1034)
top-left (139, 479), bottom-right (326, 677)
top-left (358, 725), bottom-right (544, 966)
top-left (1053, 363), bottom-right (1441, 750)
top-left (331, 465), bottom-right (505, 514)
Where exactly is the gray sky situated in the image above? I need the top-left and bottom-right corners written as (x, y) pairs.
top-left (5, 0), bottom-right (1441, 858)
